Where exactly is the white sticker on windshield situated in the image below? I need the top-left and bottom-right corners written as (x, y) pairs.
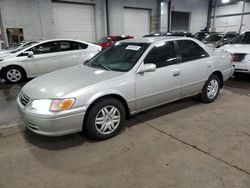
top-left (126, 45), bottom-right (141, 51)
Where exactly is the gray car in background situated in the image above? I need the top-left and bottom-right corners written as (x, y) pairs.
top-left (17, 37), bottom-right (233, 140)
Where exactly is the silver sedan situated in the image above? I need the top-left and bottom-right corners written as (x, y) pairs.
top-left (17, 37), bottom-right (233, 140)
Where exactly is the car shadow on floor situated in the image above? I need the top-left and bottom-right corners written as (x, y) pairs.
top-left (23, 97), bottom-right (200, 151)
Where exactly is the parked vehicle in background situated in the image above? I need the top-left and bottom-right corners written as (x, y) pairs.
top-left (194, 31), bottom-right (211, 41)
top-left (144, 32), bottom-right (193, 38)
top-left (220, 31), bottom-right (250, 75)
top-left (167, 32), bottom-right (193, 37)
top-left (217, 32), bottom-right (238, 47)
top-left (0, 41), bottom-right (38, 58)
top-left (202, 33), bottom-right (224, 48)
top-left (97, 35), bottom-right (134, 49)
top-left (17, 37), bottom-right (233, 140)
top-left (0, 39), bottom-right (101, 83)
top-left (143, 32), bottom-right (167, 37)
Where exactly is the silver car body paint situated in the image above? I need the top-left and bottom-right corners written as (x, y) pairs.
top-left (17, 37), bottom-right (234, 136)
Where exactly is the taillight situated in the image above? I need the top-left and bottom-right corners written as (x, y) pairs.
top-left (230, 53), bottom-right (234, 64)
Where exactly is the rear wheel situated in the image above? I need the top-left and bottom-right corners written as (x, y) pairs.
top-left (198, 74), bottom-right (221, 103)
top-left (84, 98), bottom-right (125, 140)
top-left (3, 66), bottom-right (26, 83)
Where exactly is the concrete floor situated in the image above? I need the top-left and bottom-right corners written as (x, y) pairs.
top-left (0, 77), bottom-right (250, 188)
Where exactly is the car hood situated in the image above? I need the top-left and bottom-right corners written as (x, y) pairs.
top-left (0, 51), bottom-right (12, 59)
top-left (219, 44), bottom-right (250, 54)
top-left (21, 65), bottom-right (125, 99)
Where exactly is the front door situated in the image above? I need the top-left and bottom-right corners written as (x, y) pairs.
top-left (135, 41), bottom-right (181, 111)
top-left (24, 41), bottom-right (60, 77)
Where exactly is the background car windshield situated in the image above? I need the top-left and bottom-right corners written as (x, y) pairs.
top-left (231, 32), bottom-right (250, 44)
top-left (87, 42), bottom-right (149, 72)
top-left (203, 34), bottom-right (222, 41)
top-left (11, 42), bottom-right (38, 53)
top-left (97, 37), bottom-right (108, 43)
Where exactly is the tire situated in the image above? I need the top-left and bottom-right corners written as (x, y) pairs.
top-left (3, 66), bottom-right (26, 83)
top-left (198, 74), bottom-right (221, 103)
top-left (84, 98), bottom-right (125, 140)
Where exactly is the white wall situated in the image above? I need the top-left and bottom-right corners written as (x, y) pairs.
top-left (171, 0), bottom-right (209, 33)
top-left (211, 1), bottom-right (250, 33)
top-left (0, 0), bottom-right (106, 47)
top-left (108, 0), bottom-right (158, 36)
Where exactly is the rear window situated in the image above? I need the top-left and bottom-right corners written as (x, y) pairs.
top-left (177, 40), bottom-right (209, 62)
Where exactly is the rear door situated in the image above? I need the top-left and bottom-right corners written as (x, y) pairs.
top-left (57, 41), bottom-right (91, 69)
top-left (175, 40), bottom-right (211, 97)
top-left (135, 41), bottom-right (181, 110)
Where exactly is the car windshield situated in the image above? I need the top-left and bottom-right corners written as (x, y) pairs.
top-left (10, 41), bottom-right (38, 53)
top-left (203, 34), bottom-right (223, 42)
top-left (231, 32), bottom-right (250, 44)
top-left (86, 42), bottom-right (150, 72)
top-left (97, 37), bottom-right (108, 43)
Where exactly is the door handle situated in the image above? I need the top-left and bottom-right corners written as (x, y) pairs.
top-left (171, 69), bottom-right (181, 77)
top-left (207, 62), bottom-right (213, 68)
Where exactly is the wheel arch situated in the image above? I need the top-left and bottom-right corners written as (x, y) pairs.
top-left (82, 93), bottom-right (131, 131)
top-left (0, 65), bottom-right (28, 79)
top-left (211, 70), bottom-right (223, 88)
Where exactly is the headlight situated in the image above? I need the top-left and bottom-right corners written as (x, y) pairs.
top-left (31, 98), bottom-right (75, 112)
top-left (243, 54), bottom-right (250, 62)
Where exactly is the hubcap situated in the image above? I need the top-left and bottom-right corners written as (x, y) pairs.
top-left (95, 106), bottom-right (121, 135)
top-left (6, 69), bottom-right (21, 82)
top-left (207, 79), bottom-right (219, 99)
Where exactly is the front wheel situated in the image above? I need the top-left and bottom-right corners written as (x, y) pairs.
top-left (198, 74), bottom-right (221, 103)
top-left (3, 66), bottom-right (26, 83)
top-left (84, 98), bottom-right (125, 140)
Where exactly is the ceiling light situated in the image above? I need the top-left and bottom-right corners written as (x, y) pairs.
top-left (222, 0), bottom-right (230, 3)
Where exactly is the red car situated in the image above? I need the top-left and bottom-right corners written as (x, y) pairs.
top-left (97, 35), bottom-right (134, 49)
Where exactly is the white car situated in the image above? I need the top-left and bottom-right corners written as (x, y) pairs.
top-left (0, 41), bottom-right (38, 59)
top-left (220, 31), bottom-right (250, 74)
top-left (0, 39), bottom-right (101, 83)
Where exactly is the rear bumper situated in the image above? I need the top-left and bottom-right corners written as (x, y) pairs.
top-left (233, 61), bottom-right (250, 73)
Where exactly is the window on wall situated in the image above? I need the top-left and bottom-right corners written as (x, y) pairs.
top-left (144, 41), bottom-right (177, 68)
top-left (176, 40), bottom-right (209, 62)
top-left (6, 28), bottom-right (24, 47)
top-left (171, 11), bottom-right (190, 31)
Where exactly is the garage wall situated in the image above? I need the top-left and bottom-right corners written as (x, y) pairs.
top-left (0, 0), bottom-right (55, 47)
top-left (170, 0), bottom-right (209, 33)
top-left (0, 0), bottom-right (106, 47)
top-left (107, 0), bottom-right (158, 37)
top-left (211, 1), bottom-right (250, 33)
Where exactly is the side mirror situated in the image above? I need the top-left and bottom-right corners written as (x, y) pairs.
top-left (137, 63), bottom-right (156, 74)
top-left (26, 51), bottom-right (34, 58)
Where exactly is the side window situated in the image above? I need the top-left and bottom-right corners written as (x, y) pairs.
top-left (144, 41), bottom-right (177, 68)
top-left (74, 42), bottom-right (88, 50)
top-left (30, 42), bottom-right (58, 55)
top-left (59, 41), bottom-right (71, 51)
top-left (177, 40), bottom-right (209, 62)
top-left (58, 41), bottom-right (88, 51)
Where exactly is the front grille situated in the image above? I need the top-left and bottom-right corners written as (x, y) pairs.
top-left (232, 53), bottom-right (246, 62)
top-left (19, 92), bottom-right (30, 106)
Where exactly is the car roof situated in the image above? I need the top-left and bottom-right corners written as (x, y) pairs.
top-left (120, 36), bottom-right (193, 44)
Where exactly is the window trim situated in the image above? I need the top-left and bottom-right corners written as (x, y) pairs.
top-left (174, 39), bottom-right (210, 63)
top-left (143, 41), bottom-right (179, 69)
top-left (27, 41), bottom-right (60, 55)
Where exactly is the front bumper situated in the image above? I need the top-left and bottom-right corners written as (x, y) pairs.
top-left (17, 97), bottom-right (85, 137)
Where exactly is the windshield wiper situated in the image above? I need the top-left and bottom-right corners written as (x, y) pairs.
top-left (97, 63), bottom-right (111, 71)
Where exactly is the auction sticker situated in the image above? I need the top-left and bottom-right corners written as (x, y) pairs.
top-left (125, 45), bottom-right (141, 51)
